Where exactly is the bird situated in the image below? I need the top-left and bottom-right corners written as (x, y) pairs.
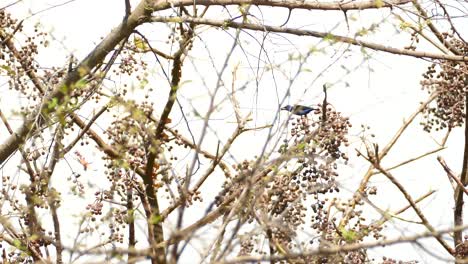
top-left (281, 105), bottom-right (316, 116)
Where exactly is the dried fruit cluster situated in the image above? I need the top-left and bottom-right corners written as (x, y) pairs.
top-left (421, 36), bottom-right (468, 132)
top-left (1, 10), bottom-right (49, 112)
top-left (233, 106), bottom-right (357, 259)
top-left (81, 100), bottom-right (192, 244)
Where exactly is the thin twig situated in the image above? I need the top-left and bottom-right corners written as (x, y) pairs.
top-left (358, 149), bottom-right (454, 255)
top-left (438, 157), bottom-right (468, 196)
top-left (340, 91), bottom-right (439, 227)
top-left (370, 147), bottom-right (445, 175)
top-left (63, 105), bottom-right (109, 154)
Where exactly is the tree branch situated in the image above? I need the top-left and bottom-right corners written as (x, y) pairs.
top-left (151, 0), bottom-right (412, 11)
top-left (148, 16), bottom-right (468, 62)
top-left (340, 91), bottom-right (440, 228)
top-left (0, 0), bottom-right (153, 165)
top-left (454, 82), bottom-right (468, 248)
top-left (438, 156), bottom-right (468, 194)
top-left (362, 150), bottom-right (455, 255)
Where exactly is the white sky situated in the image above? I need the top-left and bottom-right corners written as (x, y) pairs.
top-left (2, 0), bottom-right (467, 263)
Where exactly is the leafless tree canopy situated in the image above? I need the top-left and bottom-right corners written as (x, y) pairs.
top-left (0, 0), bottom-right (467, 263)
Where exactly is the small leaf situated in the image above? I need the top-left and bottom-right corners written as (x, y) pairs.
top-left (239, 4), bottom-right (250, 16)
top-left (77, 65), bottom-right (89, 77)
top-left (134, 36), bottom-right (148, 51)
top-left (309, 46), bottom-right (318, 53)
top-left (179, 80), bottom-right (192, 86)
top-left (13, 239), bottom-right (22, 248)
top-left (139, 78), bottom-right (149, 88)
top-left (75, 79), bottom-right (87, 89)
top-left (323, 33), bottom-right (336, 43)
top-left (356, 28), bottom-right (369, 37)
top-left (297, 142), bottom-right (307, 151)
top-left (278, 144), bottom-right (288, 154)
top-left (170, 17), bottom-right (183, 23)
top-left (399, 21), bottom-right (412, 30)
top-left (150, 214), bottom-right (162, 225)
top-left (0, 65), bottom-right (15, 76)
top-left (48, 97), bottom-right (58, 110)
top-left (127, 209), bottom-right (136, 223)
top-left (340, 227), bottom-right (358, 242)
top-left (13, 239), bottom-right (27, 251)
top-left (375, 0), bottom-right (384, 8)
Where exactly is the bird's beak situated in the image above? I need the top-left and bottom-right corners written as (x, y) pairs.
top-left (280, 106), bottom-right (287, 111)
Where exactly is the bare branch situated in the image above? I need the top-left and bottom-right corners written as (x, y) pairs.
top-left (411, 0), bottom-right (462, 55)
top-left (62, 105), bottom-right (109, 154)
top-left (0, 0), bottom-right (154, 165)
top-left (361, 149), bottom-right (455, 255)
top-left (151, 0), bottom-right (412, 12)
top-left (438, 156), bottom-right (468, 194)
top-left (453, 76), bottom-right (468, 249)
top-left (216, 224), bottom-right (466, 263)
top-left (148, 16), bottom-right (468, 62)
top-left (341, 91), bottom-right (440, 227)
top-left (371, 147), bottom-right (445, 175)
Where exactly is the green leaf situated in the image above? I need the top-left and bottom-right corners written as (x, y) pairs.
top-left (356, 28), bottom-right (369, 37)
top-left (309, 46), bottom-right (319, 53)
top-left (134, 36), bottom-right (148, 51)
top-left (170, 17), bottom-right (184, 23)
top-left (375, 0), bottom-right (384, 8)
top-left (13, 239), bottom-right (22, 248)
top-left (139, 78), bottom-right (149, 88)
top-left (399, 21), bottom-right (412, 30)
top-left (340, 227), bottom-right (358, 242)
top-left (77, 65), bottom-right (89, 77)
top-left (127, 209), bottom-right (136, 223)
top-left (60, 84), bottom-right (69, 94)
top-left (221, 20), bottom-right (230, 30)
top-left (47, 97), bottom-right (58, 110)
top-left (0, 65), bottom-right (15, 76)
top-left (130, 108), bottom-right (145, 121)
top-left (150, 214), bottom-right (162, 225)
top-left (278, 144), bottom-right (288, 154)
top-left (239, 3), bottom-right (250, 16)
top-left (324, 33), bottom-right (335, 42)
top-left (75, 79), bottom-right (87, 89)
top-left (120, 160), bottom-right (130, 170)
top-left (13, 239), bottom-right (27, 251)
top-left (179, 80), bottom-right (192, 86)
top-left (297, 142), bottom-right (307, 151)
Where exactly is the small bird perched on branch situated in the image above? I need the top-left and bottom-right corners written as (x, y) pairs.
top-left (281, 105), bottom-right (316, 116)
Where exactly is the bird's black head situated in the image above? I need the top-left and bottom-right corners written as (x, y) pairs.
top-left (281, 105), bottom-right (293, 111)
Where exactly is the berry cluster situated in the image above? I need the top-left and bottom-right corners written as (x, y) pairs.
top-left (236, 105), bottom-right (355, 257)
top-left (421, 36), bottom-right (468, 132)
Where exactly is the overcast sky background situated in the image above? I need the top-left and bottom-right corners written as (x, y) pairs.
top-left (2, 0), bottom-right (468, 263)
